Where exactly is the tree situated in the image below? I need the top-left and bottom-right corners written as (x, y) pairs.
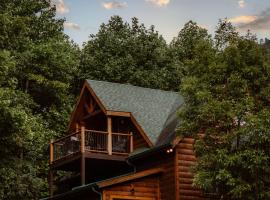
top-left (214, 19), bottom-right (239, 50)
top-left (80, 16), bottom-right (171, 90)
top-left (169, 21), bottom-right (215, 89)
top-left (0, 0), bottom-right (80, 133)
top-left (0, 87), bottom-right (49, 199)
top-left (261, 38), bottom-right (270, 65)
top-left (178, 20), bottom-right (270, 199)
top-left (0, 0), bottom-right (80, 199)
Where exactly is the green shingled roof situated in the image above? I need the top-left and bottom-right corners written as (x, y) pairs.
top-left (87, 80), bottom-right (184, 145)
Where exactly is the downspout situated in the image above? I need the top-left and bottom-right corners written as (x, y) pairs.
top-left (126, 158), bottom-right (137, 173)
top-left (91, 185), bottom-right (102, 200)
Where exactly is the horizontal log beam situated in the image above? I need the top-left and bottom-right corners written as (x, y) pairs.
top-left (81, 109), bottom-right (102, 120)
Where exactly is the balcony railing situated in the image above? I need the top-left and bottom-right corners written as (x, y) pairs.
top-left (50, 128), bottom-right (133, 163)
top-left (85, 130), bottom-right (108, 152)
top-left (112, 132), bottom-right (132, 154)
top-left (52, 131), bottom-right (81, 161)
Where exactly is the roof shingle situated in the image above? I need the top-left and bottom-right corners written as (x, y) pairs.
top-left (87, 79), bottom-right (184, 145)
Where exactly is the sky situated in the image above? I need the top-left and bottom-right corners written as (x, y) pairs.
top-left (52, 0), bottom-right (270, 46)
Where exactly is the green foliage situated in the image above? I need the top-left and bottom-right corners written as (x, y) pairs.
top-left (171, 20), bottom-right (211, 61)
top-left (262, 38), bottom-right (270, 65)
top-left (0, 88), bottom-right (49, 199)
top-left (214, 19), bottom-right (239, 49)
top-left (0, 0), bottom-right (80, 199)
top-left (0, 0), bottom-right (80, 132)
top-left (169, 21), bottom-right (215, 89)
top-left (80, 16), bottom-right (172, 90)
top-left (1, 1), bottom-right (270, 198)
top-left (178, 20), bottom-right (270, 199)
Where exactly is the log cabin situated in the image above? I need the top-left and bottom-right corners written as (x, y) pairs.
top-left (43, 80), bottom-right (212, 200)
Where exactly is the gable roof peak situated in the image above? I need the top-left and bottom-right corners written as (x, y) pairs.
top-left (86, 79), bottom-right (184, 145)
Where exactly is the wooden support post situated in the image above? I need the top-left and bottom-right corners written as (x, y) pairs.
top-left (130, 132), bottom-right (133, 153)
top-left (50, 140), bottom-right (54, 164)
top-left (81, 125), bottom-right (85, 153)
top-left (76, 123), bottom-right (79, 132)
top-left (49, 169), bottom-right (54, 197)
top-left (107, 117), bottom-right (112, 155)
top-left (80, 124), bottom-right (85, 185)
top-left (81, 154), bottom-right (85, 185)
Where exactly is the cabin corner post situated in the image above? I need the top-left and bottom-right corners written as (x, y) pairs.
top-left (80, 124), bottom-right (86, 185)
top-left (107, 116), bottom-right (112, 155)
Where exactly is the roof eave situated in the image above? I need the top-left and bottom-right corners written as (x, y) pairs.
top-left (127, 143), bottom-right (172, 161)
top-left (127, 136), bottom-right (183, 161)
top-left (39, 183), bottom-right (97, 200)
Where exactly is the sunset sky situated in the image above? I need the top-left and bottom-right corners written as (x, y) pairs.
top-left (52, 0), bottom-right (270, 46)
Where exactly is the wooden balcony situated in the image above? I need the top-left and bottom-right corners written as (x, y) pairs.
top-left (50, 128), bottom-right (133, 164)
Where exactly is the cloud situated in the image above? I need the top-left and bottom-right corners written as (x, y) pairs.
top-left (228, 15), bottom-right (257, 24)
top-left (238, 0), bottom-right (245, 8)
top-left (102, 1), bottom-right (127, 9)
top-left (198, 24), bottom-right (210, 30)
top-left (52, 0), bottom-right (69, 14)
top-left (230, 8), bottom-right (270, 31)
top-left (64, 22), bottom-right (80, 30)
top-left (146, 0), bottom-right (170, 7)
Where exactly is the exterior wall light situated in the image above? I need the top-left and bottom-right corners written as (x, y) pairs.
top-left (166, 148), bottom-right (173, 153)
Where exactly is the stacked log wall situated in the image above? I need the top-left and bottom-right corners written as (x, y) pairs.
top-left (135, 152), bottom-right (176, 200)
top-left (175, 137), bottom-right (206, 200)
top-left (102, 176), bottom-right (159, 200)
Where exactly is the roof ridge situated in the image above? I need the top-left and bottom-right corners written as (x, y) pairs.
top-left (87, 79), bottom-right (179, 95)
top-left (86, 79), bottom-right (184, 145)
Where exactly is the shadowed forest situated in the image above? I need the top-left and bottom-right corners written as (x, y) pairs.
top-left (0, 0), bottom-right (270, 199)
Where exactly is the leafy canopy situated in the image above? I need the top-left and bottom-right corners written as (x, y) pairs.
top-left (0, 0), bottom-right (80, 199)
top-left (1, 1), bottom-right (270, 198)
top-left (178, 19), bottom-right (270, 199)
top-left (80, 16), bottom-right (173, 90)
